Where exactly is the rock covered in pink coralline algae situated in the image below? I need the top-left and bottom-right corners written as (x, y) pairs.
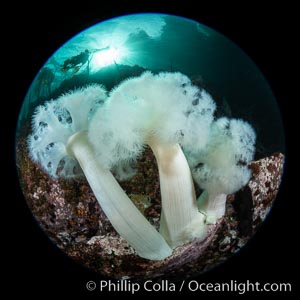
top-left (248, 153), bottom-right (285, 229)
top-left (16, 136), bottom-right (285, 279)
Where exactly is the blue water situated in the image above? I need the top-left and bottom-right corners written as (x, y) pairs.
top-left (18, 13), bottom-right (285, 157)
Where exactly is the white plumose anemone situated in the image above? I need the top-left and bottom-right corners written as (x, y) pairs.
top-left (89, 71), bottom-right (216, 248)
top-left (28, 84), bottom-right (172, 261)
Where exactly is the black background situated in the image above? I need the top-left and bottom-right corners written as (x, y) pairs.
top-left (4, 1), bottom-right (296, 297)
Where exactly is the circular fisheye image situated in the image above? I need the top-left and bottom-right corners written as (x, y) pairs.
top-left (16, 13), bottom-right (285, 279)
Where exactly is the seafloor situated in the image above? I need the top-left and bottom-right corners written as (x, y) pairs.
top-left (16, 136), bottom-right (284, 279)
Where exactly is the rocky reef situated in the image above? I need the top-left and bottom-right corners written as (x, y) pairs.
top-left (16, 136), bottom-right (284, 279)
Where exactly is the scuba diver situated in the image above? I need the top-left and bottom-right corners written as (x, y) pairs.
top-left (61, 49), bottom-right (90, 74)
top-left (61, 46), bottom-right (113, 76)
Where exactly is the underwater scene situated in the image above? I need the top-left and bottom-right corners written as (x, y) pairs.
top-left (16, 13), bottom-right (285, 279)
